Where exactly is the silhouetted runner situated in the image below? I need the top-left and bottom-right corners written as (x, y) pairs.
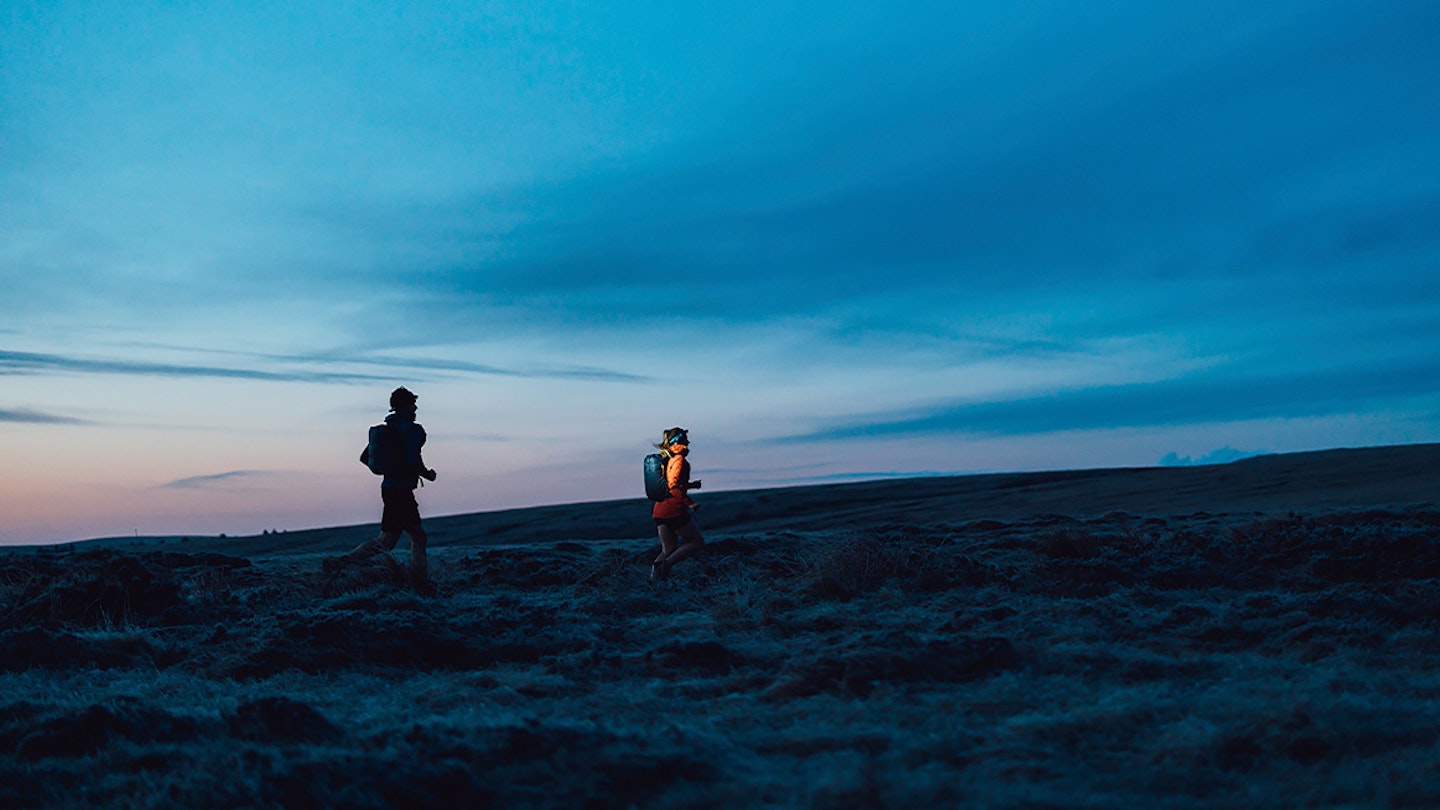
top-left (650, 427), bottom-right (704, 580)
top-left (325, 386), bottom-right (437, 589)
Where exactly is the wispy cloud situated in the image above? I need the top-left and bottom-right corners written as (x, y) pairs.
top-left (0, 349), bottom-right (387, 384)
top-left (109, 344), bottom-right (650, 383)
top-left (159, 470), bottom-right (273, 490)
top-left (788, 358), bottom-right (1440, 442)
top-left (0, 408), bottom-right (89, 425)
top-left (312, 352), bottom-right (651, 383)
top-left (4, 343), bottom-right (648, 389)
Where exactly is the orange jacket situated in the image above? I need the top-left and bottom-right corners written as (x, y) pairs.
top-left (651, 446), bottom-right (697, 519)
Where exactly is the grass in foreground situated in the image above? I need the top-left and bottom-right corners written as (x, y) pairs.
top-left (3, 509), bottom-right (1440, 807)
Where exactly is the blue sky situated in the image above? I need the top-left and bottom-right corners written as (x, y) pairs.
top-left (3, 1), bottom-right (1438, 543)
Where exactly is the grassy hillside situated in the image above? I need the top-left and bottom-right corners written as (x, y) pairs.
top-left (4, 443), bottom-right (1439, 807)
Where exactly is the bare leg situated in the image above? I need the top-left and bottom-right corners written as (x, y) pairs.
top-left (406, 524), bottom-right (429, 588)
top-left (655, 526), bottom-right (679, 563)
top-left (653, 525), bottom-right (679, 579)
top-left (347, 530), bottom-right (401, 562)
top-left (659, 520), bottom-right (705, 577)
top-left (325, 530), bottom-right (400, 577)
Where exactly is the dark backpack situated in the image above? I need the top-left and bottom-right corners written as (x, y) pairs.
top-left (643, 453), bottom-right (669, 501)
top-left (362, 423), bottom-right (406, 476)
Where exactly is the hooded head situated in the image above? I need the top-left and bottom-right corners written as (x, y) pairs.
top-left (389, 386), bottom-right (418, 414)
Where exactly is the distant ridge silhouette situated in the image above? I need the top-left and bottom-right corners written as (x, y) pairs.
top-left (60, 442), bottom-right (1440, 557)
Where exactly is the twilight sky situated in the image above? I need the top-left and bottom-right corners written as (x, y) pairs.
top-left (3, 1), bottom-right (1438, 544)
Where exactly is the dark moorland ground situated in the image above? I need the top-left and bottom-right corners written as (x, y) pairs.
top-left (3, 443), bottom-right (1440, 808)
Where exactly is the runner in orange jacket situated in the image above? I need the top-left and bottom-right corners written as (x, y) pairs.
top-left (651, 427), bottom-right (704, 580)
